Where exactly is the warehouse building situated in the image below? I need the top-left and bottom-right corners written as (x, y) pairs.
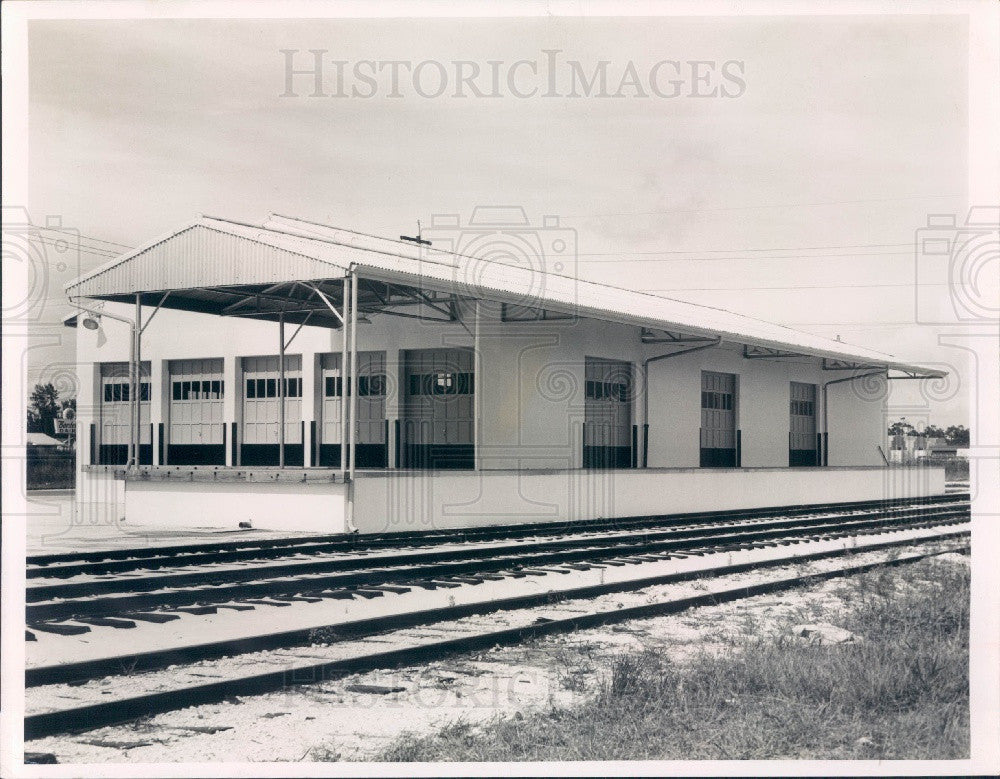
top-left (64, 214), bottom-right (946, 534)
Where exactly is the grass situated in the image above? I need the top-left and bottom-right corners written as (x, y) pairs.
top-left (26, 451), bottom-right (75, 489)
top-left (376, 556), bottom-right (970, 762)
top-left (892, 456), bottom-right (969, 481)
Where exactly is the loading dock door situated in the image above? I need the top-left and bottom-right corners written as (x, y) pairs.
top-left (700, 370), bottom-right (738, 467)
top-left (319, 351), bottom-right (388, 468)
top-left (98, 361), bottom-right (152, 465)
top-left (789, 381), bottom-right (818, 466)
top-left (401, 348), bottom-right (474, 470)
top-left (584, 357), bottom-right (634, 469)
top-left (241, 355), bottom-right (303, 466)
top-left (168, 359), bottom-right (224, 465)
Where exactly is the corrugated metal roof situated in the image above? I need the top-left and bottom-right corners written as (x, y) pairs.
top-left (66, 215), bottom-right (942, 376)
top-left (65, 220), bottom-right (351, 294)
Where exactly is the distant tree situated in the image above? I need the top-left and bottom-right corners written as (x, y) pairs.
top-left (923, 425), bottom-right (947, 440)
top-left (945, 425), bottom-right (970, 447)
top-left (27, 383), bottom-right (60, 435)
top-left (59, 398), bottom-right (76, 418)
top-left (887, 420), bottom-right (913, 436)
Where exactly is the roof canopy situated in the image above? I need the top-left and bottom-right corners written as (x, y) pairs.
top-left (65, 214), bottom-right (943, 377)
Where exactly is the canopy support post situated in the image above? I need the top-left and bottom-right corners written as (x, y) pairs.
top-left (278, 311), bottom-right (286, 469)
top-left (340, 276), bottom-right (349, 480)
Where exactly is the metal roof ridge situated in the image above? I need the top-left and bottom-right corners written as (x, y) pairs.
top-left (264, 214), bottom-right (895, 361)
top-left (63, 220), bottom-right (203, 292)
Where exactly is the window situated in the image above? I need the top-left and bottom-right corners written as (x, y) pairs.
top-left (104, 380), bottom-right (150, 402)
top-left (791, 399), bottom-right (814, 417)
top-left (408, 372), bottom-right (472, 396)
top-left (701, 391), bottom-right (733, 411)
top-left (586, 380), bottom-right (629, 401)
top-left (247, 377), bottom-right (300, 398)
top-left (282, 377), bottom-right (301, 398)
top-left (367, 373), bottom-right (386, 396)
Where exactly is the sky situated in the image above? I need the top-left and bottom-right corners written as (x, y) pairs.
top-left (24, 13), bottom-right (979, 427)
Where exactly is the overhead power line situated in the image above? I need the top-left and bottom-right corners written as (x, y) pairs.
top-left (647, 281), bottom-right (952, 292)
top-left (562, 193), bottom-right (960, 218)
top-left (34, 237), bottom-right (118, 261)
top-left (579, 250), bottom-right (913, 263)
top-left (575, 241), bottom-right (913, 256)
top-left (39, 226), bottom-right (133, 251)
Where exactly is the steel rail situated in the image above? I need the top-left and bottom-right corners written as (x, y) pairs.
top-left (26, 501), bottom-right (964, 600)
top-left (27, 493), bottom-right (967, 576)
top-left (26, 506), bottom-right (968, 622)
top-left (24, 535), bottom-right (969, 738)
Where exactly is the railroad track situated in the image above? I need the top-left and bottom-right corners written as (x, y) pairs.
top-left (24, 496), bottom-right (970, 741)
top-left (28, 493), bottom-right (965, 577)
top-left (27, 497), bottom-right (967, 623)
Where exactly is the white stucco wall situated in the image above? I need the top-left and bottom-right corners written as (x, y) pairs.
top-left (73, 299), bottom-right (888, 474)
top-left (123, 479), bottom-right (347, 533)
top-left (351, 466), bottom-right (946, 534)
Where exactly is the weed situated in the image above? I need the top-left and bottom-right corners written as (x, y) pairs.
top-left (372, 558), bottom-right (970, 762)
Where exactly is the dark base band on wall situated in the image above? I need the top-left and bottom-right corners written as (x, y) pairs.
top-left (239, 444), bottom-right (304, 467)
top-left (318, 444), bottom-right (388, 469)
top-left (166, 445), bottom-right (226, 466)
top-left (98, 444), bottom-right (153, 466)
top-left (401, 444), bottom-right (473, 470)
top-left (700, 447), bottom-right (737, 468)
top-left (394, 420), bottom-right (401, 468)
top-left (583, 446), bottom-right (633, 469)
top-left (789, 449), bottom-right (819, 467)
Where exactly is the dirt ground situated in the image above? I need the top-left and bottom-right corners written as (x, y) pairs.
top-left (23, 543), bottom-right (968, 764)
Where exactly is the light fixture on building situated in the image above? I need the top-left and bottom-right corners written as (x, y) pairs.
top-left (81, 314), bottom-right (101, 330)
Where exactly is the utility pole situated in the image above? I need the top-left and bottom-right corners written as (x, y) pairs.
top-left (400, 219), bottom-right (431, 247)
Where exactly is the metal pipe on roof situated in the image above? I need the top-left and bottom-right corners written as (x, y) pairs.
top-left (279, 311), bottom-right (286, 469)
top-left (474, 299), bottom-right (481, 472)
top-left (641, 337), bottom-right (722, 468)
top-left (297, 282), bottom-right (344, 325)
top-left (349, 271), bottom-right (359, 479)
top-left (68, 298), bottom-right (138, 470)
top-left (339, 276), bottom-right (349, 480)
top-left (344, 270), bottom-right (360, 534)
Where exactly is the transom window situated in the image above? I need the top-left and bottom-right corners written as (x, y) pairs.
top-left (585, 380), bottom-right (629, 401)
top-left (245, 377), bottom-right (301, 399)
top-left (104, 381), bottom-right (150, 402)
top-left (701, 390), bottom-right (733, 411)
top-left (790, 399), bottom-right (815, 417)
top-left (408, 371), bottom-right (473, 396)
top-left (172, 380), bottom-right (224, 401)
top-left (324, 374), bottom-right (387, 397)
